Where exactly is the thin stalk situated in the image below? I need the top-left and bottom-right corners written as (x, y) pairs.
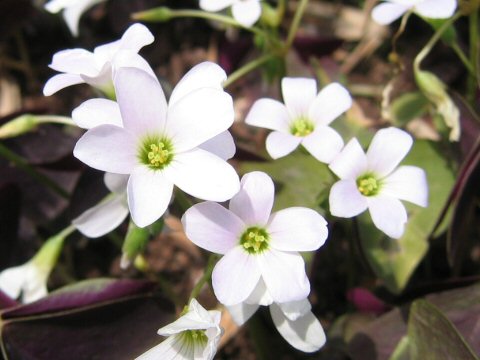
top-left (0, 143), bottom-right (69, 198)
top-left (36, 115), bottom-right (75, 126)
top-left (223, 54), bottom-right (275, 88)
top-left (467, 9), bottom-right (479, 103)
top-left (391, 11), bottom-right (412, 61)
top-left (451, 42), bottom-right (476, 76)
top-left (285, 0), bottom-right (309, 49)
top-left (188, 254), bottom-right (218, 302)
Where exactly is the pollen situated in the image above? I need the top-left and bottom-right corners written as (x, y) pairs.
top-left (138, 136), bottom-right (174, 170)
top-left (290, 117), bottom-right (315, 137)
top-left (357, 174), bottom-right (380, 196)
top-left (240, 227), bottom-right (270, 254)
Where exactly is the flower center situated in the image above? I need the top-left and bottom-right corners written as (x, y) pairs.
top-left (138, 136), bottom-right (174, 170)
top-left (180, 329), bottom-right (208, 347)
top-left (290, 117), bottom-right (314, 137)
top-left (240, 227), bottom-right (270, 254)
top-left (356, 173), bottom-right (381, 196)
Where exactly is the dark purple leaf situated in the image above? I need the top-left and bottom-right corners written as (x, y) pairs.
top-left (293, 35), bottom-right (343, 64)
top-left (0, 290), bottom-right (17, 310)
top-left (347, 288), bottom-right (390, 316)
top-left (218, 36), bottom-right (253, 74)
top-left (0, 184), bottom-right (21, 268)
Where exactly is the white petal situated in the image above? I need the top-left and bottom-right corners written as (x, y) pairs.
top-left (166, 88), bottom-right (234, 152)
top-left (199, 0), bottom-right (236, 12)
top-left (112, 51), bottom-right (156, 79)
top-left (270, 304), bottom-right (326, 353)
top-left (266, 131), bottom-right (302, 159)
top-left (227, 303), bottom-right (259, 326)
top-left (73, 125), bottom-right (137, 174)
top-left (277, 299), bottom-right (312, 321)
top-left (62, 0), bottom-right (105, 36)
top-left (231, 0), bottom-right (262, 27)
top-left (366, 128), bottom-right (413, 177)
top-left (258, 250), bottom-right (310, 303)
top-left (104, 173), bottom-right (129, 194)
top-left (164, 148), bottom-right (239, 202)
top-left (169, 62), bottom-right (227, 107)
top-left (135, 335), bottom-right (186, 360)
top-left (182, 202), bottom-right (244, 255)
top-left (80, 63), bottom-right (112, 89)
top-left (114, 67), bottom-right (167, 137)
top-left (371, 2), bottom-right (410, 25)
top-left (72, 194), bottom-right (129, 238)
top-left (268, 207), bottom-right (328, 252)
top-left (281, 78), bottom-right (317, 119)
top-left (245, 278), bottom-right (273, 306)
top-left (301, 126), bottom-right (344, 164)
top-left (44, 0), bottom-right (73, 13)
top-left (212, 246), bottom-right (261, 305)
top-left (0, 265), bottom-right (26, 300)
top-left (414, 0), bottom-right (456, 19)
top-left (245, 98), bottom-right (291, 133)
top-left (49, 48), bottom-right (98, 75)
top-left (308, 82), bottom-right (352, 126)
top-left (368, 195), bottom-right (408, 239)
top-left (159, 299), bottom-right (217, 335)
top-left (229, 171), bottom-right (274, 226)
top-left (72, 98), bottom-right (122, 129)
top-left (127, 167), bottom-right (173, 228)
top-left (198, 131), bottom-right (235, 160)
top-left (382, 166), bottom-right (428, 207)
top-left (329, 137), bottom-right (367, 179)
top-left (329, 179), bottom-right (368, 217)
top-left (43, 73), bottom-right (84, 96)
top-left (119, 23), bottom-right (154, 52)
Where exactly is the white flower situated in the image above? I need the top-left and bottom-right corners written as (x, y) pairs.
top-left (182, 171), bottom-right (328, 306)
top-left (200, 0), bottom-right (262, 27)
top-left (372, 0), bottom-right (457, 25)
top-left (43, 23), bottom-right (155, 96)
top-left (329, 127), bottom-right (428, 238)
top-left (246, 78), bottom-right (352, 163)
top-left (136, 299), bottom-right (222, 360)
top-left (74, 62), bottom-right (240, 228)
top-left (44, 0), bottom-right (107, 36)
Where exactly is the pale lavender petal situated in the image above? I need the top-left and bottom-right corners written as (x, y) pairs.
top-left (277, 299), bottom-right (312, 321)
top-left (118, 23), bottom-right (154, 52)
top-left (245, 98), bottom-right (291, 133)
top-left (329, 137), bottom-right (367, 179)
top-left (371, 2), bottom-right (410, 25)
top-left (266, 131), bottom-right (302, 159)
top-left (382, 166), bottom-right (428, 207)
top-left (308, 82), bottom-right (352, 126)
top-left (43, 73), bottom-right (84, 96)
top-left (63, 0), bottom-right (105, 37)
top-left (414, 0), bottom-right (456, 19)
top-left (104, 173), bottom-right (129, 194)
top-left (198, 131), bottom-right (235, 160)
top-left (367, 195), bottom-right (408, 239)
top-left (281, 78), bottom-right (317, 119)
top-left (231, 0), bottom-right (262, 27)
top-left (199, 0), bottom-right (236, 11)
top-left (245, 279), bottom-right (273, 306)
top-left (49, 48), bottom-right (98, 75)
top-left (112, 50), bottom-right (156, 79)
top-left (227, 303), bottom-right (259, 326)
top-left (301, 126), bottom-right (344, 164)
top-left (329, 179), bottom-right (368, 218)
top-left (72, 98), bottom-right (122, 129)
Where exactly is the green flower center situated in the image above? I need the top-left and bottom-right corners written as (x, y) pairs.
top-left (356, 173), bottom-right (381, 196)
top-left (138, 136), bottom-right (174, 170)
top-left (290, 117), bottom-right (314, 137)
top-left (180, 329), bottom-right (208, 347)
top-left (240, 227), bottom-right (270, 254)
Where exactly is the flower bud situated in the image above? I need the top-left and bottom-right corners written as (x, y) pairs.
top-left (0, 114), bottom-right (37, 139)
top-left (132, 7), bottom-right (172, 22)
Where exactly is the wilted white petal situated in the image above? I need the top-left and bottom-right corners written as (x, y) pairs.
top-left (198, 131), bottom-right (235, 160)
top-left (329, 137), bottom-right (368, 179)
top-left (43, 73), bottom-right (84, 96)
top-left (281, 78), bottom-right (317, 119)
top-left (200, 0), bottom-right (236, 11)
top-left (414, 0), bottom-right (456, 19)
top-left (368, 195), bottom-right (408, 239)
top-left (245, 99), bottom-right (291, 133)
top-left (277, 299), bottom-right (312, 321)
top-left (72, 98), bottom-right (122, 129)
top-left (231, 0), bottom-right (262, 27)
top-left (227, 302), bottom-right (259, 326)
top-left (329, 179), bottom-right (368, 217)
top-left (104, 173), bottom-right (129, 194)
top-left (266, 131), bottom-right (302, 159)
top-left (371, 2), bottom-right (410, 25)
top-left (301, 126), bottom-right (344, 164)
top-left (308, 82), bottom-right (352, 126)
top-left (382, 166), bottom-right (428, 207)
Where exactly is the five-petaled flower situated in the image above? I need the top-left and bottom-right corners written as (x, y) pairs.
top-left (246, 78), bottom-right (352, 163)
top-left (329, 127), bottom-right (428, 239)
top-left (136, 299), bottom-right (222, 360)
top-left (182, 171), bottom-right (328, 306)
top-left (372, 0), bottom-right (457, 25)
top-left (200, 0), bottom-right (262, 27)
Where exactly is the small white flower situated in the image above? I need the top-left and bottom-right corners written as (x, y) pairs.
top-left (136, 299), bottom-right (222, 360)
top-left (182, 171), bottom-right (328, 306)
top-left (246, 78), bottom-right (352, 163)
top-left (74, 62), bottom-right (240, 228)
top-left (43, 23), bottom-right (155, 96)
top-left (372, 0), bottom-right (457, 25)
top-left (329, 127), bottom-right (428, 239)
top-left (200, 0), bottom-right (262, 27)
top-left (44, 0), bottom-right (107, 36)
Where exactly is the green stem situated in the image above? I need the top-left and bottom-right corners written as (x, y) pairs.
top-left (174, 189), bottom-right (193, 213)
top-left (467, 9), bottom-right (479, 103)
top-left (451, 42), bottom-right (476, 76)
top-left (391, 10), bottom-right (412, 63)
top-left (0, 143), bottom-right (69, 198)
top-left (36, 115), bottom-right (75, 126)
top-left (285, 0), bottom-right (309, 49)
top-left (223, 54), bottom-right (275, 88)
top-left (188, 254), bottom-right (219, 302)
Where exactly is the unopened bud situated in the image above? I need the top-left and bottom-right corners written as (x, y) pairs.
top-left (132, 7), bottom-right (172, 22)
top-left (0, 114), bottom-right (37, 139)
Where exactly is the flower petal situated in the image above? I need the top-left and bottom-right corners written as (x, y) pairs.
top-left (245, 98), bottom-right (291, 133)
top-left (114, 67), bottom-right (167, 137)
top-left (227, 303), bottom-right (259, 326)
top-left (301, 126), bottom-right (344, 164)
top-left (127, 167), bottom-right (173, 227)
top-left (198, 130), bottom-right (235, 160)
top-left (245, 278), bottom-right (273, 306)
top-left (270, 304), bottom-right (326, 353)
top-left (328, 137), bottom-right (367, 179)
top-left (112, 50), bottom-right (156, 79)
top-left (212, 246), bottom-right (261, 305)
top-left (182, 202), bottom-right (244, 255)
top-left (164, 148), bottom-right (239, 202)
top-left (266, 131), bottom-right (302, 159)
top-left (366, 127), bottom-right (413, 177)
top-left (368, 195), bottom-right (407, 239)
top-left (281, 78), bottom-right (317, 119)
top-left (258, 250), bottom-right (310, 303)
top-left (329, 179), bottom-right (368, 217)
top-left (371, 2), bottom-right (410, 25)
top-left (268, 207), bottom-right (328, 252)
top-left (166, 88), bottom-right (234, 152)
top-left (49, 48), bottom-right (98, 75)
top-left (43, 73), bottom-right (84, 96)
top-left (0, 265), bottom-right (26, 300)
top-left (231, 0), bottom-right (262, 27)
top-left (277, 299), bottom-right (312, 321)
top-left (169, 62), bottom-right (227, 107)
top-left (135, 335), bottom-right (185, 360)
top-left (199, 0), bottom-right (236, 12)
top-left (159, 299), bottom-right (217, 335)
top-left (63, 0), bottom-right (105, 37)
top-left (414, 0), bottom-right (456, 19)
top-left (119, 23), bottom-right (155, 52)
top-left (72, 98), bottom-right (122, 129)
top-left (308, 82), bottom-right (352, 126)
top-left (382, 165), bottom-right (428, 207)
top-left (229, 171), bottom-right (274, 226)
top-left (73, 124), bottom-right (137, 174)
top-left (104, 172), bottom-right (129, 194)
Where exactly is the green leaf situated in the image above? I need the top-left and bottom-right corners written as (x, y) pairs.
top-left (424, 18), bottom-right (458, 46)
top-left (389, 92), bottom-right (429, 126)
top-left (408, 300), bottom-right (480, 360)
top-left (358, 140), bottom-right (455, 293)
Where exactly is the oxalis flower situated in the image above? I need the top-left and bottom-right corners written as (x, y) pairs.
top-left (329, 127), bottom-right (428, 239)
top-left (43, 23), bottom-right (155, 97)
top-left (246, 78), bottom-right (352, 163)
top-left (182, 171), bottom-right (328, 306)
top-left (136, 299), bottom-right (222, 360)
top-left (372, 0), bottom-right (457, 25)
top-left (74, 62), bottom-right (240, 228)
top-left (200, 0), bottom-right (262, 27)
